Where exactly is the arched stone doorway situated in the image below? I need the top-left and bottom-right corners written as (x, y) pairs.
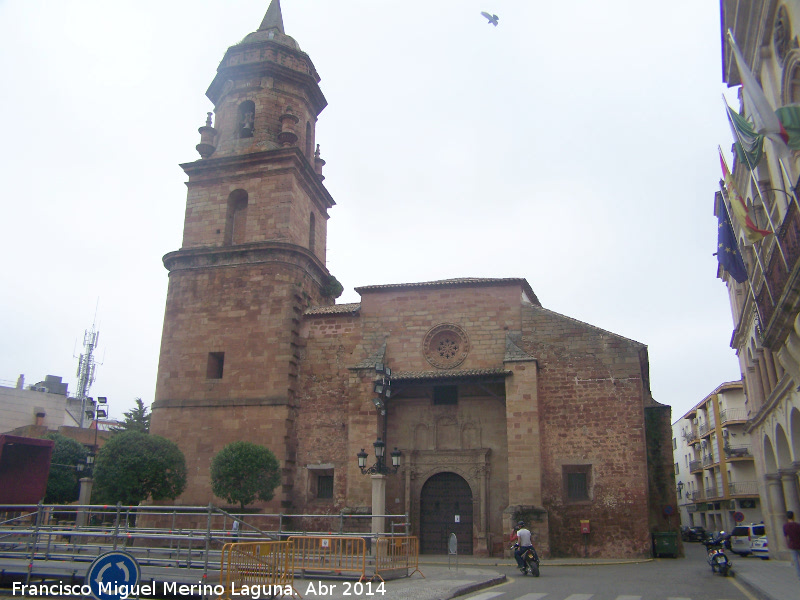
top-left (419, 472), bottom-right (473, 554)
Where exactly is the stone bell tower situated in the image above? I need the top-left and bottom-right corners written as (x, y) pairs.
top-left (150, 0), bottom-right (336, 507)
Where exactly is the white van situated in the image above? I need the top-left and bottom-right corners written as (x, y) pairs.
top-left (729, 523), bottom-right (768, 558)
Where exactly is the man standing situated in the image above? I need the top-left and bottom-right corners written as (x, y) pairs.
top-left (784, 511), bottom-right (800, 580)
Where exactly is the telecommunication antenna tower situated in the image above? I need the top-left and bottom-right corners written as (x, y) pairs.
top-left (75, 323), bottom-right (100, 428)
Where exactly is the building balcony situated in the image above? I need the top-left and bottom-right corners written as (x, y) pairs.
top-left (723, 444), bottom-right (753, 460)
top-left (719, 408), bottom-right (747, 425)
top-left (683, 427), bottom-right (700, 444)
top-left (705, 487), bottom-right (722, 500)
top-left (728, 480), bottom-right (759, 496)
top-left (754, 198), bottom-right (800, 349)
top-left (702, 454), bottom-right (717, 468)
top-left (689, 459), bottom-right (703, 473)
top-left (697, 422), bottom-right (713, 437)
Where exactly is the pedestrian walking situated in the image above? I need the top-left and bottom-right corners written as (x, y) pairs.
top-left (784, 510), bottom-right (800, 580)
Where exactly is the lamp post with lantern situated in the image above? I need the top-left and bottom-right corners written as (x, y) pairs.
top-left (356, 363), bottom-right (402, 541)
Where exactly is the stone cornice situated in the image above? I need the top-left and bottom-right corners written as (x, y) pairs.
top-left (162, 241), bottom-right (329, 285)
top-left (207, 43), bottom-right (326, 115)
top-left (181, 146), bottom-right (335, 212)
top-left (152, 396), bottom-right (295, 409)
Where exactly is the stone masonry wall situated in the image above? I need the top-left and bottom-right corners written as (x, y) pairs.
top-left (520, 304), bottom-right (653, 558)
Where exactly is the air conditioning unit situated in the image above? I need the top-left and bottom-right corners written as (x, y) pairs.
top-left (35, 386), bottom-right (48, 393)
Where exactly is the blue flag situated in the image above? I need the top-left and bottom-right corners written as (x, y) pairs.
top-left (717, 196), bottom-right (748, 284)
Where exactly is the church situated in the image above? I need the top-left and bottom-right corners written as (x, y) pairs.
top-left (149, 0), bottom-right (675, 558)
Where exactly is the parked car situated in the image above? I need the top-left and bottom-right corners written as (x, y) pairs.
top-left (681, 526), bottom-right (707, 542)
top-left (730, 523), bottom-right (768, 557)
top-left (750, 534), bottom-right (769, 559)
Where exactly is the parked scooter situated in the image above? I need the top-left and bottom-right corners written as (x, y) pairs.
top-left (511, 542), bottom-right (540, 577)
top-left (703, 531), bottom-right (733, 577)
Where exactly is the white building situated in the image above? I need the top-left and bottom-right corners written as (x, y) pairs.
top-left (717, 0), bottom-right (800, 559)
top-left (673, 381), bottom-right (762, 532)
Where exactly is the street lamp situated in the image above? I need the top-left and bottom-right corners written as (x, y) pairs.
top-left (677, 480), bottom-right (684, 499)
top-left (357, 438), bottom-right (401, 475)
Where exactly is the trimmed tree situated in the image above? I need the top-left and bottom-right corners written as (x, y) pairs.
top-left (92, 431), bottom-right (186, 505)
top-left (44, 432), bottom-right (88, 503)
top-left (210, 441), bottom-right (281, 510)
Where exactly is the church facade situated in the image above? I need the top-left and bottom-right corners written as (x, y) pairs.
top-left (150, 0), bottom-right (675, 558)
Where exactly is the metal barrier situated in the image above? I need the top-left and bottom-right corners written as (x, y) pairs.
top-left (219, 541), bottom-right (298, 599)
top-left (374, 536), bottom-right (423, 582)
top-left (288, 535), bottom-right (367, 582)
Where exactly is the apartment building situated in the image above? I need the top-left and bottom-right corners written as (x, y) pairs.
top-left (673, 381), bottom-right (762, 532)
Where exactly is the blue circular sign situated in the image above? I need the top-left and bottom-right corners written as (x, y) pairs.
top-left (85, 551), bottom-right (141, 600)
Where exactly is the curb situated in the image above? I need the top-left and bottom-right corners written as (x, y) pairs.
top-left (440, 574), bottom-right (507, 600)
top-left (733, 572), bottom-right (780, 600)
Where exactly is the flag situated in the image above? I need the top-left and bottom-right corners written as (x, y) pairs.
top-left (719, 149), bottom-right (772, 243)
top-left (727, 30), bottom-right (790, 156)
top-left (717, 194), bottom-right (749, 284)
top-left (776, 105), bottom-right (800, 150)
top-left (725, 101), bottom-right (764, 169)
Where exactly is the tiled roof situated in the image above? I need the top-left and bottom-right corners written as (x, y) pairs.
top-left (391, 368), bottom-right (511, 381)
top-left (354, 278), bottom-right (540, 305)
top-left (304, 303), bottom-right (360, 316)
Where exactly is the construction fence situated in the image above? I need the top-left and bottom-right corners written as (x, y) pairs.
top-left (219, 535), bottom-right (423, 598)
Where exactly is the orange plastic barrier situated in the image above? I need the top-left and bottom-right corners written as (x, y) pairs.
top-left (374, 536), bottom-right (424, 581)
top-left (218, 541), bottom-right (299, 599)
top-left (287, 535), bottom-right (367, 581)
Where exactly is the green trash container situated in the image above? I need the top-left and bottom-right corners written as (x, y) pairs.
top-left (652, 532), bottom-right (679, 558)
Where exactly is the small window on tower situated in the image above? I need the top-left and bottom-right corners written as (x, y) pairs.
top-left (207, 352), bottom-right (224, 379)
top-left (237, 101), bottom-right (255, 138)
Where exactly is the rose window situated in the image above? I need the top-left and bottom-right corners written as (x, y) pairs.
top-left (423, 324), bottom-right (470, 369)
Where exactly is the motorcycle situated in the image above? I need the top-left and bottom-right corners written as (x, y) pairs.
top-left (511, 542), bottom-right (540, 577)
top-left (703, 532), bottom-right (733, 577)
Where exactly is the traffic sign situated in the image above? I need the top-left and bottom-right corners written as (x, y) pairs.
top-left (733, 511), bottom-right (745, 523)
top-left (85, 551), bottom-right (141, 600)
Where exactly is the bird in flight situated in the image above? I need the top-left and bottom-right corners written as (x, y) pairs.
top-left (481, 11), bottom-right (499, 26)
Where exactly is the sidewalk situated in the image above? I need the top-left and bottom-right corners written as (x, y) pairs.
top-left (300, 553), bottom-right (798, 600)
top-left (727, 553), bottom-right (799, 600)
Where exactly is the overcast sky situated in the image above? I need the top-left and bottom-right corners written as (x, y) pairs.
top-left (0, 0), bottom-right (743, 423)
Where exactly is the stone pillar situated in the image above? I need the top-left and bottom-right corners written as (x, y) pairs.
top-left (763, 350), bottom-right (779, 388)
top-left (76, 477), bottom-right (93, 528)
top-left (756, 354), bottom-right (771, 398)
top-left (371, 474), bottom-right (386, 537)
top-left (765, 473), bottom-right (787, 555)
top-left (780, 467), bottom-right (800, 517)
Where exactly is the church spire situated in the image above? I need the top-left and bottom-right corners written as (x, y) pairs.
top-left (258, 0), bottom-right (285, 33)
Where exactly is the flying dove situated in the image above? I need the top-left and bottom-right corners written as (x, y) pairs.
top-left (481, 11), bottom-right (499, 26)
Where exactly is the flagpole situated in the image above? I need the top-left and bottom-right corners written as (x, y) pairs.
top-left (777, 158), bottom-right (800, 212)
top-left (717, 186), bottom-right (775, 336)
top-left (717, 179), bottom-right (775, 311)
top-left (718, 146), bottom-right (776, 309)
top-left (721, 98), bottom-right (790, 271)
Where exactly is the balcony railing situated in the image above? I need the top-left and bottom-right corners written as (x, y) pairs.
top-left (683, 427), bottom-right (700, 443)
top-left (755, 197), bottom-right (800, 348)
top-left (689, 459), bottom-right (702, 473)
top-left (728, 480), bottom-right (759, 496)
top-left (719, 408), bottom-right (747, 424)
top-left (698, 422), bottom-right (712, 437)
top-left (706, 487), bottom-right (722, 499)
top-left (702, 454), bottom-right (716, 468)
top-left (724, 444), bottom-right (753, 459)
